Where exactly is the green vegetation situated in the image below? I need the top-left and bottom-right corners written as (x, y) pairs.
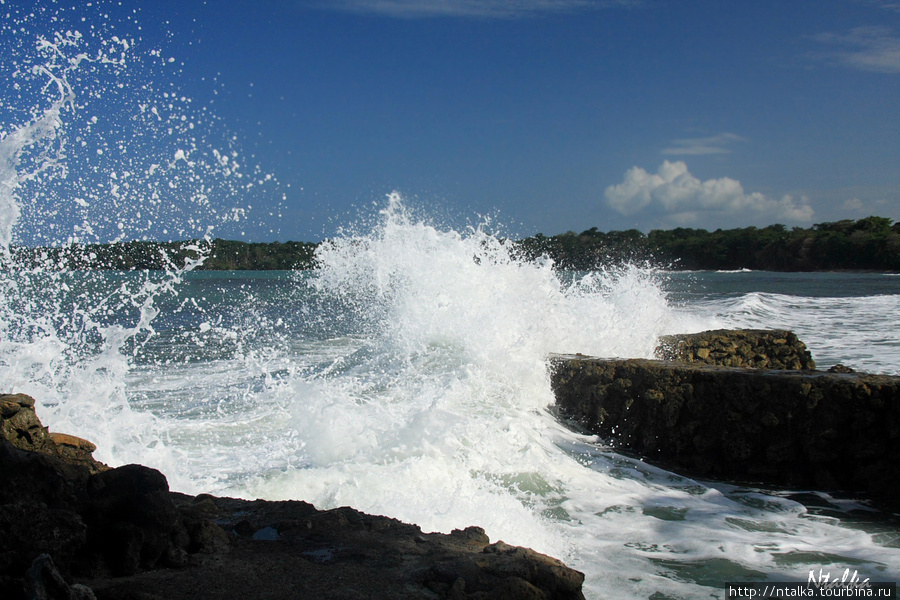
top-left (10, 239), bottom-right (317, 271)
top-left (199, 239), bottom-right (317, 270)
top-left (517, 216), bottom-right (900, 272)
top-left (7, 216), bottom-right (900, 272)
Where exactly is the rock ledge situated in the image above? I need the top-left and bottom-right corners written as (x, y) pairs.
top-left (551, 339), bottom-right (900, 509)
top-left (1, 393), bottom-right (585, 600)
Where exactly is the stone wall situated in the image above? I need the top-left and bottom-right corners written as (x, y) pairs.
top-left (550, 355), bottom-right (900, 509)
top-left (655, 329), bottom-right (816, 370)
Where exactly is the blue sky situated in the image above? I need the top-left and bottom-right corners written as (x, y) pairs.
top-left (5, 0), bottom-right (900, 242)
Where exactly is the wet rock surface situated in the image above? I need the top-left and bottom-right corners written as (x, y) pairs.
top-left (0, 393), bottom-right (585, 600)
top-left (551, 337), bottom-right (900, 509)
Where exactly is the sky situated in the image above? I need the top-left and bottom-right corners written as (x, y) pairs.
top-left (4, 0), bottom-right (900, 242)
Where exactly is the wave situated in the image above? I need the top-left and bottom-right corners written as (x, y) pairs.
top-left (682, 291), bottom-right (900, 374)
top-left (4, 4), bottom-right (900, 598)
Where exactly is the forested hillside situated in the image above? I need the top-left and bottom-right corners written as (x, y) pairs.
top-left (8, 217), bottom-right (899, 272)
top-left (517, 216), bottom-right (900, 271)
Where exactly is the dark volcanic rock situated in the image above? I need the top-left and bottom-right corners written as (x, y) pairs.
top-left (0, 393), bottom-right (108, 474)
top-left (84, 464), bottom-right (188, 576)
top-left (656, 329), bottom-right (816, 370)
top-left (85, 502), bottom-right (584, 600)
top-left (26, 554), bottom-right (97, 600)
top-left (550, 355), bottom-right (900, 509)
top-left (1, 394), bottom-right (586, 600)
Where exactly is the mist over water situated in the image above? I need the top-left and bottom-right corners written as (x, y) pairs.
top-left (3, 3), bottom-right (900, 599)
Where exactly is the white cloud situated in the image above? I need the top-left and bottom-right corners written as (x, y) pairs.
top-left (811, 26), bottom-right (900, 74)
top-left (314, 0), bottom-right (637, 19)
top-left (661, 132), bottom-right (746, 156)
top-left (844, 197), bottom-right (865, 211)
top-left (604, 160), bottom-right (814, 224)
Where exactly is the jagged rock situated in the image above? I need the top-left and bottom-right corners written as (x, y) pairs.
top-left (85, 499), bottom-right (585, 600)
top-left (84, 464), bottom-right (189, 576)
top-left (1, 393), bottom-right (34, 416)
top-left (550, 355), bottom-right (900, 509)
top-left (1, 393), bottom-right (51, 452)
top-left (26, 554), bottom-right (96, 600)
top-left (49, 433), bottom-right (100, 468)
top-left (0, 498), bottom-right (88, 587)
top-left (0, 393), bottom-right (107, 474)
top-left (656, 329), bottom-right (816, 370)
top-left (0, 439), bottom-right (94, 598)
top-left (0, 396), bottom-right (586, 600)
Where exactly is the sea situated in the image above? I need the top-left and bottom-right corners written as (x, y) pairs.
top-left (2, 3), bottom-right (900, 599)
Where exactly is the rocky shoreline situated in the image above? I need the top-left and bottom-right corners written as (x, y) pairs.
top-left (7, 328), bottom-right (899, 598)
top-left (551, 330), bottom-right (900, 510)
top-left (0, 393), bottom-right (586, 600)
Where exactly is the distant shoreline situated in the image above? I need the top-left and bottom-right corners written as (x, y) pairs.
top-left (7, 216), bottom-right (900, 273)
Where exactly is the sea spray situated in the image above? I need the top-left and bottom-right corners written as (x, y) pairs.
top-left (0, 0), bottom-right (279, 472)
top-left (221, 199), bottom-right (900, 598)
top-left (3, 3), bottom-right (900, 599)
top-left (225, 193), bottom-right (684, 564)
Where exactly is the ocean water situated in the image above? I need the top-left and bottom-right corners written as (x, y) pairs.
top-left (6, 221), bottom-right (900, 600)
top-left (3, 4), bottom-right (900, 599)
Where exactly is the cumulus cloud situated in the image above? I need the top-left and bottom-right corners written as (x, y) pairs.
top-left (314, 0), bottom-right (637, 19)
top-left (811, 26), bottom-right (900, 73)
top-left (604, 160), bottom-right (814, 224)
top-left (661, 132), bottom-right (746, 156)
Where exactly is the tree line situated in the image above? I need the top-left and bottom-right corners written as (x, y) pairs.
top-left (7, 216), bottom-right (900, 272)
top-left (10, 238), bottom-right (318, 271)
top-left (517, 216), bottom-right (900, 271)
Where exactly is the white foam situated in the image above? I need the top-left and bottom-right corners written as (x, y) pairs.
top-left (0, 0), bottom-right (276, 472)
top-left (689, 292), bottom-right (900, 374)
top-left (226, 197), bottom-right (900, 597)
top-left (4, 5), bottom-right (900, 598)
